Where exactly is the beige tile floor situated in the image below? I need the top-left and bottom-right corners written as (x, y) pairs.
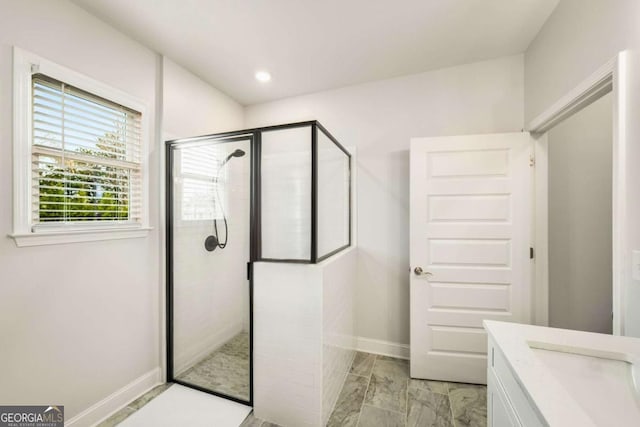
top-left (99, 351), bottom-right (485, 426)
top-left (326, 352), bottom-right (487, 427)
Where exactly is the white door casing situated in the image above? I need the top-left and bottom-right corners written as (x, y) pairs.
top-left (613, 50), bottom-right (640, 338)
top-left (410, 133), bottom-right (533, 384)
top-left (527, 50), bottom-right (640, 337)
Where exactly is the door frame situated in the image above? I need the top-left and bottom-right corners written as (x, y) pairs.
top-left (527, 52), bottom-right (628, 335)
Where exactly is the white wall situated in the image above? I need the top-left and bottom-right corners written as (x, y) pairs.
top-left (246, 55), bottom-right (524, 346)
top-left (0, 0), bottom-right (159, 422)
top-left (525, 0), bottom-right (640, 337)
top-left (162, 57), bottom-right (243, 139)
top-left (0, 2), bottom-right (246, 424)
top-left (525, 0), bottom-right (640, 123)
top-left (548, 92), bottom-right (612, 334)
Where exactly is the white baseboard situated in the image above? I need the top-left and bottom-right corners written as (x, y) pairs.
top-left (355, 336), bottom-right (410, 360)
top-left (174, 322), bottom-right (244, 375)
top-left (66, 368), bottom-right (161, 427)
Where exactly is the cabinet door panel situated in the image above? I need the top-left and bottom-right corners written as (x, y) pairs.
top-left (488, 368), bottom-right (521, 427)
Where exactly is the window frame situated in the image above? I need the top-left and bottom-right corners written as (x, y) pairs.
top-left (10, 47), bottom-right (151, 247)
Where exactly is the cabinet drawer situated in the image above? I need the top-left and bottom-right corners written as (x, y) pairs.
top-left (489, 340), bottom-right (544, 427)
top-left (488, 368), bottom-right (522, 427)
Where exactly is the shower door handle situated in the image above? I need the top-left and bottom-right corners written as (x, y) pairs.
top-left (413, 267), bottom-right (432, 277)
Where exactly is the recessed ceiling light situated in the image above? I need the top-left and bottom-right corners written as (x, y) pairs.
top-left (255, 71), bottom-right (271, 83)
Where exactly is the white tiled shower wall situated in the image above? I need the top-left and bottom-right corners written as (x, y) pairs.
top-left (254, 262), bottom-right (323, 426)
top-left (253, 248), bottom-right (356, 426)
top-left (317, 130), bottom-right (350, 258)
top-left (322, 248), bottom-right (357, 425)
top-left (261, 126), bottom-right (312, 260)
top-left (260, 125), bottom-right (351, 262)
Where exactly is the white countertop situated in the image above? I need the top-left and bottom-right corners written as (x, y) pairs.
top-left (484, 320), bottom-right (640, 427)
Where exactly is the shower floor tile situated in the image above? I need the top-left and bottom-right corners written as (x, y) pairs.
top-left (176, 331), bottom-right (250, 401)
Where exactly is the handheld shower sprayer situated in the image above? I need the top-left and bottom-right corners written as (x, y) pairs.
top-left (204, 148), bottom-right (246, 252)
top-left (222, 149), bottom-right (246, 165)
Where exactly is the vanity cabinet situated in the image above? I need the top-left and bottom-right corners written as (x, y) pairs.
top-left (487, 336), bottom-right (544, 427)
top-left (486, 320), bottom-right (640, 426)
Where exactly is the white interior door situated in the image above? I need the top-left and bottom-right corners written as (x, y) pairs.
top-left (410, 132), bottom-right (533, 384)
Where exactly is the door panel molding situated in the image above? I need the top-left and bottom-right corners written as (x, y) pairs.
top-left (410, 132), bottom-right (533, 385)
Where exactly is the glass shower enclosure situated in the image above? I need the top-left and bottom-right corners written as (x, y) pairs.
top-left (166, 121), bottom-right (351, 405)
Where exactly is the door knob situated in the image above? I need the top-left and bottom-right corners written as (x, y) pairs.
top-left (414, 267), bottom-right (432, 277)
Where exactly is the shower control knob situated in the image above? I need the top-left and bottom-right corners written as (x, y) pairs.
top-left (414, 267), bottom-right (432, 277)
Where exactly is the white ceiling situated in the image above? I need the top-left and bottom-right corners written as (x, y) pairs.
top-left (73, 0), bottom-right (559, 105)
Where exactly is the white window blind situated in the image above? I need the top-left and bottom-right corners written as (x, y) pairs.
top-left (31, 74), bottom-right (142, 227)
top-left (179, 145), bottom-right (226, 221)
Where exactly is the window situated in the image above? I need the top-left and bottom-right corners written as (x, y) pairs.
top-left (177, 144), bottom-right (226, 222)
top-left (32, 75), bottom-right (142, 225)
top-left (11, 47), bottom-right (150, 246)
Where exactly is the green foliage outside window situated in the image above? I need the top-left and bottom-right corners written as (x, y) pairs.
top-left (37, 133), bottom-right (130, 222)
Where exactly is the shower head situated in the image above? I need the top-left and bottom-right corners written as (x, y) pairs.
top-left (220, 149), bottom-right (246, 167)
top-left (225, 149), bottom-right (246, 162)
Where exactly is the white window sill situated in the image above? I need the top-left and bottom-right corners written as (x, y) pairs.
top-left (9, 227), bottom-right (152, 247)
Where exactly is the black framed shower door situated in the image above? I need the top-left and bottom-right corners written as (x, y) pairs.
top-left (166, 133), bottom-right (257, 406)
